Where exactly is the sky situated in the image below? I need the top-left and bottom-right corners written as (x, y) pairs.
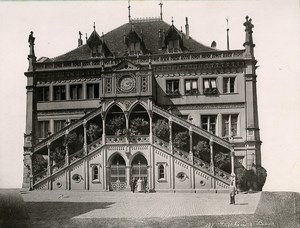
top-left (0, 0), bottom-right (299, 192)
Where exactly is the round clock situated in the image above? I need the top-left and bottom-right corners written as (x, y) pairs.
top-left (119, 76), bottom-right (135, 92)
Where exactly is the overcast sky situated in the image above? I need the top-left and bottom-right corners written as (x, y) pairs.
top-left (0, 0), bottom-right (299, 192)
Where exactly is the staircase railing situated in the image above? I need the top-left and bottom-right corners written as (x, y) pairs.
top-left (33, 106), bottom-right (103, 153)
top-left (152, 105), bottom-right (233, 150)
top-left (153, 136), bottom-right (231, 185)
top-left (33, 137), bottom-right (103, 186)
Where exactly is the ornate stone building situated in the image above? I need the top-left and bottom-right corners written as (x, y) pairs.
top-left (23, 11), bottom-right (261, 191)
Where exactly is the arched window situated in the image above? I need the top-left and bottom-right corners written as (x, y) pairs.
top-left (159, 165), bottom-right (164, 179)
top-left (92, 166), bottom-right (99, 181)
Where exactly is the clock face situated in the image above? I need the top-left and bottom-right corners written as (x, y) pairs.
top-left (119, 76), bottom-right (135, 92)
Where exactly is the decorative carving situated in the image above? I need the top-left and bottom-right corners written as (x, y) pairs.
top-left (141, 76), bottom-right (148, 92)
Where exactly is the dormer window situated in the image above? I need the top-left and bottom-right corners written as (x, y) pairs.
top-left (167, 39), bottom-right (180, 53)
top-left (87, 29), bottom-right (111, 58)
top-left (91, 44), bottom-right (103, 57)
top-left (129, 42), bottom-right (141, 55)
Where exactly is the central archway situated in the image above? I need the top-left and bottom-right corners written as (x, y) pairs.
top-left (131, 153), bottom-right (148, 191)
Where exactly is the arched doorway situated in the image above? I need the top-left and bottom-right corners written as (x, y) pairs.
top-left (131, 154), bottom-right (148, 191)
top-left (110, 154), bottom-right (126, 191)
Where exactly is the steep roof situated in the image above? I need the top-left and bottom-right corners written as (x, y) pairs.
top-left (52, 20), bottom-right (215, 62)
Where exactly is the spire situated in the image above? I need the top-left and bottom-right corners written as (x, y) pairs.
top-left (159, 0), bottom-right (163, 21)
top-left (128, 0), bottom-right (131, 22)
top-left (78, 31), bottom-right (83, 47)
top-left (27, 31), bottom-right (36, 72)
top-left (226, 17), bottom-right (230, 50)
top-left (185, 17), bottom-right (190, 39)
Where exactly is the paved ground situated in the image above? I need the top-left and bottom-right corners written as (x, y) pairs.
top-left (1, 189), bottom-right (299, 227)
top-left (22, 190), bottom-right (261, 218)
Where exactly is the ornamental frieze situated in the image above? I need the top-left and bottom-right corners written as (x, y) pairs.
top-left (161, 103), bottom-right (245, 111)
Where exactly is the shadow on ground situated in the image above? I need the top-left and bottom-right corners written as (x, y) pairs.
top-left (25, 201), bottom-right (114, 228)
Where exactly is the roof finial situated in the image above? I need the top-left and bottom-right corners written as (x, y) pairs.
top-left (128, 0), bottom-right (131, 22)
top-left (226, 17), bottom-right (230, 50)
top-left (85, 33), bottom-right (88, 43)
top-left (159, 0), bottom-right (163, 21)
top-left (171, 16), bottom-right (174, 25)
top-left (93, 22), bottom-right (96, 31)
top-left (78, 31), bottom-right (83, 47)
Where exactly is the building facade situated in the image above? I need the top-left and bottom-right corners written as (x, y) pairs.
top-left (23, 13), bottom-right (261, 192)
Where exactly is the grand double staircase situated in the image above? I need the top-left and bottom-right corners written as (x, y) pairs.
top-left (32, 104), bottom-right (233, 190)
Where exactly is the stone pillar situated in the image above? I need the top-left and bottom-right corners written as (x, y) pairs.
top-left (102, 113), bottom-right (106, 145)
top-left (149, 111), bottom-right (153, 144)
top-left (230, 149), bottom-right (236, 186)
top-left (189, 128), bottom-right (193, 163)
top-left (49, 84), bottom-right (53, 101)
top-left (83, 119), bottom-right (88, 155)
top-left (65, 130), bottom-right (69, 166)
top-left (47, 142), bottom-right (52, 176)
top-left (168, 118), bottom-right (173, 154)
top-left (66, 84), bottom-right (70, 100)
top-left (209, 137), bottom-right (215, 189)
top-left (126, 166), bottom-right (131, 190)
top-left (82, 81), bottom-right (87, 100)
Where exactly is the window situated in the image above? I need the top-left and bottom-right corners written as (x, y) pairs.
top-left (92, 166), bottom-right (99, 180)
top-left (53, 85), bottom-right (66, 101)
top-left (203, 78), bottom-right (218, 95)
top-left (38, 121), bottom-right (49, 139)
top-left (37, 87), bottom-right (49, 102)
top-left (157, 163), bottom-right (167, 181)
top-left (185, 79), bottom-right (198, 95)
top-left (70, 84), bottom-right (83, 100)
top-left (87, 84), bottom-right (99, 99)
top-left (168, 39), bottom-right (180, 53)
top-left (166, 80), bottom-right (180, 95)
top-left (129, 42), bottom-right (141, 55)
top-left (223, 77), bottom-right (236, 94)
top-left (158, 165), bottom-right (164, 179)
top-left (54, 120), bottom-right (66, 133)
top-left (222, 114), bottom-right (238, 138)
top-left (201, 115), bottom-right (217, 134)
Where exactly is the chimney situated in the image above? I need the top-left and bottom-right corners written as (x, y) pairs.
top-left (185, 17), bottom-right (190, 39)
top-left (211, 41), bottom-right (216, 48)
top-left (78, 31), bottom-right (83, 47)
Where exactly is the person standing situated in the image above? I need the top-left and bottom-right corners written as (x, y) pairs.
top-left (229, 181), bottom-right (237, 204)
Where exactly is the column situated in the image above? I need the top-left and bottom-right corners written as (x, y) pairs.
top-left (49, 84), bottom-right (54, 101)
top-left (65, 129), bottom-right (69, 166)
top-left (47, 142), bottom-right (52, 176)
top-left (102, 113), bottom-right (106, 145)
top-left (230, 149), bottom-right (236, 186)
top-left (83, 119), bottom-right (88, 155)
top-left (169, 118), bottom-right (173, 153)
top-left (149, 111), bottom-right (153, 144)
top-left (49, 119), bottom-right (54, 135)
top-left (126, 166), bottom-right (131, 190)
top-left (29, 152), bottom-right (33, 190)
top-left (189, 128), bottom-right (193, 163)
top-left (124, 111), bottom-right (129, 144)
top-left (209, 137), bottom-right (215, 189)
top-left (66, 84), bottom-right (70, 100)
top-left (82, 82), bottom-right (87, 100)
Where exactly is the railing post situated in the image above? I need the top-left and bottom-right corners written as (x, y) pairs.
top-left (83, 119), bottom-right (88, 155)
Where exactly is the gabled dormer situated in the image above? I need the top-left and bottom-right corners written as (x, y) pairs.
top-left (124, 25), bottom-right (146, 56)
top-left (164, 21), bottom-right (183, 53)
top-left (87, 29), bottom-right (111, 58)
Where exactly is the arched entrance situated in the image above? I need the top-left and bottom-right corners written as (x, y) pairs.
top-left (131, 154), bottom-right (148, 191)
top-left (110, 154), bottom-right (126, 191)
